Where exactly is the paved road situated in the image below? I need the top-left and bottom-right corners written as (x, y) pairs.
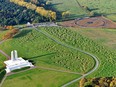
top-left (0, 40), bottom-right (10, 60)
top-left (0, 40), bottom-right (10, 59)
top-left (33, 26), bottom-right (99, 87)
top-left (0, 50), bottom-right (10, 60)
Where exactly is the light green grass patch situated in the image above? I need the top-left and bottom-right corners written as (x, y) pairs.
top-left (72, 28), bottom-right (116, 51)
top-left (79, 0), bottom-right (116, 21)
top-left (49, 0), bottom-right (87, 19)
top-left (2, 68), bottom-right (80, 87)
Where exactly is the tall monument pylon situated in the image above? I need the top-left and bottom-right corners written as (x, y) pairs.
top-left (4, 50), bottom-right (34, 73)
top-left (11, 50), bottom-right (18, 61)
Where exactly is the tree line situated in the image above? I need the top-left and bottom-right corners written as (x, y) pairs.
top-left (10, 0), bottom-right (56, 20)
top-left (0, 0), bottom-right (52, 26)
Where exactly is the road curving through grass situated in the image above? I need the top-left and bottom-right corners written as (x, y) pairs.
top-left (33, 26), bottom-right (99, 87)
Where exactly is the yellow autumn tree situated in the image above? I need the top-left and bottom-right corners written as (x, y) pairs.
top-left (62, 11), bottom-right (70, 18)
top-left (10, 0), bottom-right (56, 21)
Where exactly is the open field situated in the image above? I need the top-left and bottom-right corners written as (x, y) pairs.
top-left (72, 28), bottom-right (116, 51)
top-left (2, 68), bottom-right (80, 87)
top-left (79, 0), bottom-right (116, 21)
top-left (50, 0), bottom-right (116, 21)
top-left (48, 0), bottom-right (88, 19)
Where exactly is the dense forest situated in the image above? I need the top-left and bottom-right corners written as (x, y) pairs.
top-left (0, 0), bottom-right (52, 26)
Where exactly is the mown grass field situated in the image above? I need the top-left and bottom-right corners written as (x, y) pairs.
top-left (72, 28), bottom-right (116, 51)
top-left (79, 0), bottom-right (116, 21)
top-left (2, 68), bottom-right (80, 87)
top-left (48, 0), bottom-right (88, 19)
top-left (50, 0), bottom-right (116, 21)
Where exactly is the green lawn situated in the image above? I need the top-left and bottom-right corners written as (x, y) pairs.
top-left (79, 0), bottom-right (116, 21)
top-left (42, 27), bottom-right (116, 77)
top-left (49, 0), bottom-right (88, 19)
top-left (2, 68), bottom-right (80, 87)
top-left (49, 0), bottom-right (116, 21)
top-left (72, 28), bottom-right (116, 51)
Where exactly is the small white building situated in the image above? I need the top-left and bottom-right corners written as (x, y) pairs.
top-left (26, 22), bottom-right (33, 27)
top-left (4, 50), bottom-right (34, 73)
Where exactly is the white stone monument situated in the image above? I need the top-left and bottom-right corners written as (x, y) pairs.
top-left (4, 50), bottom-right (34, 73)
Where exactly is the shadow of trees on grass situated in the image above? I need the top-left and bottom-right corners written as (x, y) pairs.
top-left (14, 30), bottom-right (32, 38)
top-left (23, 52), bottom-right (56, 65)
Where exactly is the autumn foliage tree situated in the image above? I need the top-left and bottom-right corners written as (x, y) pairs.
top-left (62, 11), bottom-right (70, 18)
top-left (2, 29), bottom-right (19, 40)
top-left (110, 77), bottom-right (116, 87)
top-left (79, 78), bottom-right (87, 87)
top-left (84, 77), bottom-right (116, 87)
top-left (5, 26), bottom-right (14, 30)
top-left (10, 0), bottom-right (56, 20)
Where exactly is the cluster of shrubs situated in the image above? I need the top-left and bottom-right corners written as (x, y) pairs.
top-left (79, 77), bottom-right (116, 87)
top-left (2, 27), bottom-right (19, 40)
